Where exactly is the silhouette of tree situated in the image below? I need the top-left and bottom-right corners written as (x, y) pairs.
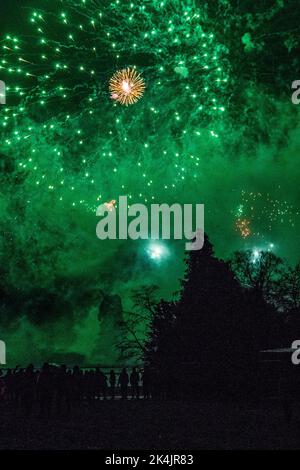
top-left (231, 250), bottom-right (286, 347)
top-left (273, 263), bottom-right (300, 344)
top-left (144, 299), bottom-right (178, 366)
top-left (231, 250), bottom-right (283, 303)
top-left (275, 262), bottom-right (300, 313)
top-left (145, 235), bottom-right (281, 399)
top-left (118, 285), bottom-right (160, 361)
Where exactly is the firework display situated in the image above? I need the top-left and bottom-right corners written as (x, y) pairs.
top-left (234, 191), bottom-right (299, 240)
top-left (109, 68), bottom-right (145, 105)
top-left (1, 0), bottom-right (229, 211)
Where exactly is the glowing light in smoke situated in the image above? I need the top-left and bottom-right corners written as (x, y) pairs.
top-left (252, 249), bottom-right (261, 263)
top-left (147, 243), bottom-right (166, 261)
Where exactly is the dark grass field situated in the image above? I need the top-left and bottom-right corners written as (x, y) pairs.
top-left (0, 399), bottom-right (300, 450)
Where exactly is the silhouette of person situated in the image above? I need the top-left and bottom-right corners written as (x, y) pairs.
top-left (118, 368), bottom-right (129, 399)
top-left (4, 368), bottom-right (14, 404)
top-left (37, 363), bottom-right (54, 418)
top-left (130, 367), bottom-right (140, 399)
top-left (56, 365), bottom-right (71, 416)
top-left (85, 370), bottom-right (95, 405)
top-left (0, 369), bottom-right (6, 402)
top-left (95, 367), bottom-right (107, 400)
top-left (102, 371), bottom-right (108, 400)
top-left (142, 367), bottom-right (151, 399)
top-left (13, 366), bottom-right (23, 408)
top-left (21, 364), bottom-right (36, 416)
top-left (71, 365), bottom-right (82, 408)
top-left (109, 370), bottom-right (116, 399)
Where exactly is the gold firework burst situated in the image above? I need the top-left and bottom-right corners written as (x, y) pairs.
top-left (235, 218), bottom-right (251, 239)
top-left (109, 68), bottom-right (145, 106)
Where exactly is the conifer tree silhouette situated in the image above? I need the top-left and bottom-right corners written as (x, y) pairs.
top-left (146, 235), bottom-right (279, 400)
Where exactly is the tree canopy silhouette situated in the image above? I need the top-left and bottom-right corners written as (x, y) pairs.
top-left (145, 235), bottom-right (281, 399)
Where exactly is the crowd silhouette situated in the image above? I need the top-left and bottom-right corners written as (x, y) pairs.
top-left (0, 364), bottom-right (155, 417)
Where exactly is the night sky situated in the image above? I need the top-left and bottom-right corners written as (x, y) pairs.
top-left (0, 0), bottom-right (300, 365)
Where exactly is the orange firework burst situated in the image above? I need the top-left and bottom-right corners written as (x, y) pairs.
top-left (109, 68), bottom-right (145, 106)
top-left (236, 218), bottom-right (251, 238)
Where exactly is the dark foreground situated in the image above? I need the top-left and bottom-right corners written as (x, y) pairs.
top-left (0, 399), bottom-right (300, 450)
